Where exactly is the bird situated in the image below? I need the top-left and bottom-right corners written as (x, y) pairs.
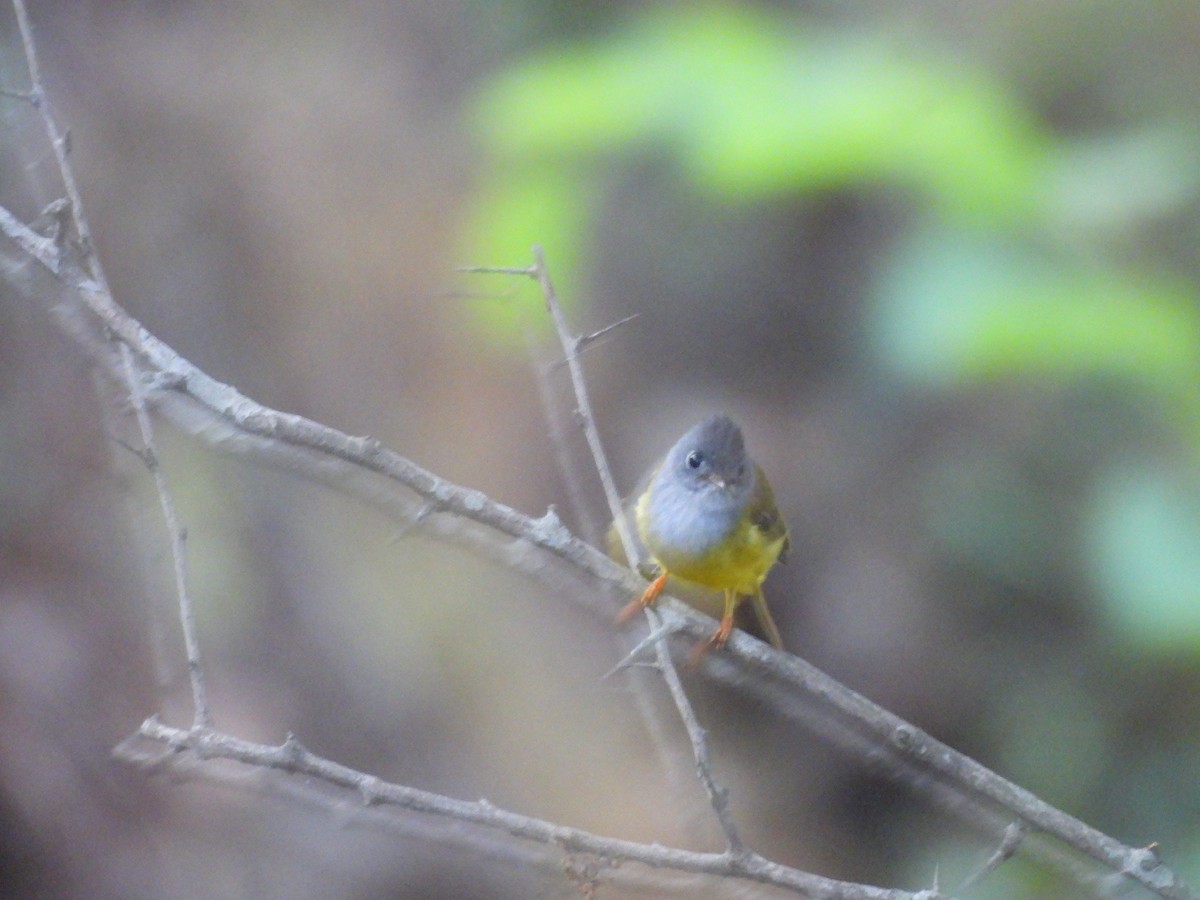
top-left (614, 414), bottom-right (788, 654)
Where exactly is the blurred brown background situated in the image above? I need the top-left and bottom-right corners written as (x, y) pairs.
top-left (2, 2), bottom-right (1200, 898)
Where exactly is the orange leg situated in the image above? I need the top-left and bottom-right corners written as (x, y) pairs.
top-left (711, 588), bottom-right (739, 649)
top-left (615, 570), bottom-right (669, 625)
top-left (688, 590), bottom-right (740, 667)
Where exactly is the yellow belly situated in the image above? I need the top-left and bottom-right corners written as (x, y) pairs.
top-left (638, 502), bottom-right (785, 596)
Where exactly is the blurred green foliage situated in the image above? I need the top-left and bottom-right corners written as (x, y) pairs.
top-left (871, 228), bottom-right (1200, 406)
top-left (1087, 463), bottom-right (1200, 650)
top-left (464, 2), bottom-right (1200, 663)
top-left (471, 5), bottom-right (1044, 216)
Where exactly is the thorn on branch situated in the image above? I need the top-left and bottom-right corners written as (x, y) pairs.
top-left (891, 724), bottom-right (924, 755)
top-left (0, 85), bottom-right (37, 104)
top-left (1139, 842), bottom-right (1162, 869)
top-left (389, 500), bottom-right (442, 543)
top-left (111, 435), bottom-right (158, 470)
top-left (351, 435), bottom-right (384, 459)
top-left (281, 732), bottom-right (307, 767)
top-left (31, 197), bottom-right (71, 242)
top-left (602, 625), bottom-right (672, 680)
top-left (958, 820), bottom-right (1027, 891)
top-left (1126, 843), bottom-right (1166, 877)
top-left (112, 729), bottom-right (179, 772)
top-left (144, 370), bottom-right (188, 392)
top-left (530, 505), bottom-right (572, 550)
top-left (358, 775), bottom-right (384, 806)
top-left (575, 313), bottom-right (639, 353)
top-left (546, 313), bottom-right (640, 371)
top-left (457, 264), bottom-right (537, 278)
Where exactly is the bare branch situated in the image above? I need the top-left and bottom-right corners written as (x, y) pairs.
top-left (529, 245), bottom-right (640, 566)
top-left (523, 245), bottom-right (747, 854)
top-left (526, 315), bottom-right (698, 830)
top-left (13, 0), bottom-right (95, 267)
top-left (529, 334), bottom-right (600, 545)
top-left (654, 632), bottom-right (747, 855)
top-left (11, 0), bottom-right (212, 730)
top-left (118, 348), bottom-right (212, 728)
top-left (120, 718), bottom-right (941, 900)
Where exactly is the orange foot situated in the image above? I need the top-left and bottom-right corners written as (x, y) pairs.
top-left (615, 571), bottom-right (669, 625)
top-left (686, 614), bottom-right (735, 668)
top-left (710, 613), bottom-right (734, 649)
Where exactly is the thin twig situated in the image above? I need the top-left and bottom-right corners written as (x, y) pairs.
top-left (120, 717), bottom-right (938, 900)
top-left (13, 0), bottom-right (94, 267)
top-left (519, 245), bottom-right (746, 855)
top-left (528, 333), bottom-right (600, 545)
top-left (654, 637), bottom-right (746, 855)
top-left (119, 349), bottom-right (212, 728)
top-left (11, 0), bottom-right (211, 729)
top-left (470, 261), bottom-right (708, 815)
top-left (528, 247), bottom-right (640, 566)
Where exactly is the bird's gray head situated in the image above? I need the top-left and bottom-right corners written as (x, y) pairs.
top-left (664, 415), bottom-right (752, 497)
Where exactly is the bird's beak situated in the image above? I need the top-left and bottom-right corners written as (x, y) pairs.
top-left (705, 473), bottom-right (727, 490)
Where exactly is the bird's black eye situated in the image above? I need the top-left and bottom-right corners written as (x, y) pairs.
top-left (686, 451), bottom-right (704, 470)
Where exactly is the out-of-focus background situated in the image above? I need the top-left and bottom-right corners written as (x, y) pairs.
top-left (2, 2), bottom-right (1200, 898)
